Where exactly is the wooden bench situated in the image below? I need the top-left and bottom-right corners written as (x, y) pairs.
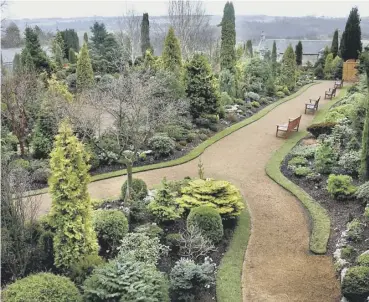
top-left (276, 115), bottom-right (302, 138)
top-left (334, 79), bottom-right (343, 89)
top-left (324, 87), bottom-right (337, 100)
top-left (305, 96), bottom-right (321, 114)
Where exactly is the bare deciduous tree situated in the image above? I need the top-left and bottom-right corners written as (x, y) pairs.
top-left (81, 70), bottom-right (188, 201)
top-left (117, 9), bottom-right (141, 63)
top-left (168, 0), bottom-right (217, 58)
top-left (1, 71), bottom-right (41, 156)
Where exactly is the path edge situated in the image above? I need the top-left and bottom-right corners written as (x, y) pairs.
top-left (265, 86), bottom-right (348, 254)
top-left (27, 82), bottom-right (319, 197)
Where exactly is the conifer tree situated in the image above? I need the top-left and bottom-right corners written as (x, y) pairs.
top-left (280, 44), bottom-right (296, 91)
top-left (246, 40), bottom-right (253, 57)
top-left (331, 29), bottom-right (339, 58)
top-left (185, 54), bottom-right (219, 118)
top-left (340, 7), bottom-right (362, 61)
top-left (68, 48), bottom-right (77, 64)
top-left (60, 29), bottom-right (80, 58)
top-left (359, 49), bottom-right (369, 180)
top-left (76, 42), bottom-right (94, 91)
top-left (141, 13), bottom-right (152, 56)
top-left (295, 41), bottom-right (303, 66)
top-left (20, 27), bottom-right (50, 72)
top-left (220, 2), bottom-right (236, 71)
top-left (13, 53), bottom-right (21, 73)
top-left (84, 32), bottom-right (88, 43)
top-left (324, 53), bottom-right (334, 79)
top-left (271, 41), bottom-right (277, 63)
top-left (49, 122), bottom-right (98, 269)
top-left (162, 27), bottom-right (182, 74)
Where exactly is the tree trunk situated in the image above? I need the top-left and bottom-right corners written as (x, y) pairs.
top-left (125, 160), bottom-right (133, 202)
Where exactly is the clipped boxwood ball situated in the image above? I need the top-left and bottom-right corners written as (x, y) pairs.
top-left (342, 266), bottom-right (369, 301)
top-left (121, 178), bottom-right (148, 201)
top-left (3, 272), bottom-right (82, 302)
top-left (187, 205), bottom-right (224, 243)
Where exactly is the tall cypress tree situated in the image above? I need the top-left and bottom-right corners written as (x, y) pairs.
top-left (141, 13), bottom-right (152, 56)
top-left (84, 32), bottom-right (88, 43)
top-left (359, 49), bottom-right (369, 180)
top-left (271, 41), bottom-right (277, 63)
top-left (281, 44), bottom-right (296, 91)
top-left (185, 54), bottom-right (219, 118)
top-left (246, 40), bottom-right (253, 57)
top-left (76, 42), bottom-right (94, 91)
top-left (60, 29), bottom-right (80, 58)
top-left (340, 7), bottom-right (362, 61)
top-left (331, 29), bottom-right (339, 58)
top-left (49, 122), bottom-right (98, 269)
top-left (295, 41), bottom-right (303, 66)
top-left (220, 1), bottom-right (236, 72)
top-left (162, 27), bottom-right (182, 74)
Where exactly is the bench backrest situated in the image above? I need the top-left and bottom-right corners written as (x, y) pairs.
top-left (314, 96), bottom-right (321, 108)
top-left (287, 115), bottom-right (302, 131)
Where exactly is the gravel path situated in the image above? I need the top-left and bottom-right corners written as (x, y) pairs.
top-left (36, 81), bottom-right (340, 301)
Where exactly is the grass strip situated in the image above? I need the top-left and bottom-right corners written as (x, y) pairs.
top-left (216, 208), bottom-right (251, 302)
top-left (265, 87), bottom-right (348, 254)
top-left (26, 82), bottom-right (318, 197)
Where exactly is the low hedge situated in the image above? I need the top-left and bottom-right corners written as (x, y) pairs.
top-left (265, 87), bottom-right (347, 254)
top-left (26, 83), bottom-right (319, 197)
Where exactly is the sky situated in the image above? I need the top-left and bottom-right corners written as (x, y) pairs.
top-left (2, 0), bottom-right (369, 20)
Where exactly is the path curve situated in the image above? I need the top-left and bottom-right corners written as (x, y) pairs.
top-left (37, 81), bottom-right (340, 301)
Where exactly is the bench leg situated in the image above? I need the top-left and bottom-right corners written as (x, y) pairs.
top-left (276, 127), bottom-right (279, 137)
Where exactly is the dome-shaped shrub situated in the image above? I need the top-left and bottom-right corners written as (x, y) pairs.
top-left (121, 178), bottom-right (148, 201)
top-left (3, 272), bottom-right (82, 302)
top-left (93, 210), bottom-right (129, 257)
top-left (187, 206), bottom-right (223, 242)
top-left (341, 266), bottom-right (369, 301)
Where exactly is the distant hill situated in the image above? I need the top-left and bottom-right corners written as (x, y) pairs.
top-left (3, 14), bottom-right (369, 42)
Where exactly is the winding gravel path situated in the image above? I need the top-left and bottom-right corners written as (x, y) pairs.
top-left (37, 81), bottom-right (340, 301)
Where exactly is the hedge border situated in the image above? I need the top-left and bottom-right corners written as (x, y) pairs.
top-left (216, 208), bottom-right (251, 302)
top-left (27, 82), bottom-right (318, 197)
top-left (265, 86), bottom-right (348, 254)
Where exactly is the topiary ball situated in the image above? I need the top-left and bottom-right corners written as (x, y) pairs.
top-left (93, 210), bottom-right (129, 257)
top-left (341, 266), bottom-right (369, 301)
top-left (3, 272), bottom-right (82, 302)
top-left (121, 178), bottom-right (148, 201)
top-left (187, 206), bottom-right (224, 243)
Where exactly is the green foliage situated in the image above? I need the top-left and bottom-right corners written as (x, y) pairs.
top-left (164, 124), bottom-right (188, 141)
top-left (331, 56), bottom-right (343, 79)
top-left (162, 27), bottom-right (182, 74)
top-left (121, 178), bottom-right (148, 201)
top-left (359, 80), bottom-right (369, 180)
top-left (331, 29), bottom-right (339, 58)
top-left (141, 13), bottom-right (152, 56)
top-left (148, 134), bottom-right (176, 157)
top-left (20, 27), bottom-right (50, 72)
top-left (280, 45), bottom-right (296, 91)
top-left (93, 210), bottom-right (129, 257)
top-left (341, 245), bottom-right (355, 259)
top-left (134, 223), bottom-right (164, 238)
top-left (342, 266), bottom-right (369, 301)
top-left (288, 156), bottom-right (308, 166)
top-left (176, 179), bottom-right (244, 218)
top-left (244, 57), bottom-right (272, 94)
top-left (293, 166), bottom-right (313, 177)
top-left (315, 143), bottom-right (337, 174)
top-left (324, 111), bottom-right (345, 123)
top-left (3, 272), bottom-right (82, 302)
top-left (68, 48), bottom-right (77, 64)
top-left (166, 233), bottom-right (181, 249)
top-left (327, 174), bottom-right (357, 200)
top-left (295, 41), bottom-right (303, 66)
top-left (49, 122), bottom-right (98, 269)
top-left (60, 29), bottom-right (79, 58)
top-left (340, 7), bottom-right (362, 61)
top-left (148, 179), bottom-right (184, 222)
top-left (219, 69), bottom-right (236, 97)
top-left (69, 254), bottom-right (105, 285)
top-left (251, 101), bottom-right (260, 108)
top-left (324, 53), bottom-right (334, 79)
top-left (246, 40), bottom-right (253, 57)
top-left (314, 64), bottom-right (324, 79)
top-left (338, 150), bottom-right (361, 175)
top-left (357, 254), bottom-right (369, 267)
top-left (117, 232), bottom-right (169, 265)
top-left (356, 181), bottom-right (369, 203)
top-left (83, 256), bottom-right (169, 302)
top-left (347, 218), bottom-right (364, 241)
top-left (185, 53), bottom-right (220, 118)
top-left (276, 91), bottom-right (285, 98)
top-left (187, 206), bottom-right (224, 243)
top-left (220, 2), bottom-right (236, 71)
top-left (76, 42), bottom-right (94, 91)
top-left (170, 258), bottom-right (216, 301)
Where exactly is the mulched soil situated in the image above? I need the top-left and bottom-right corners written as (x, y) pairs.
top-left (281, 138), bottom-right (368, 256)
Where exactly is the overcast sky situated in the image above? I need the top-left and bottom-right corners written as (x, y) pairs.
top-left (3, 0), bottom-right (369, 19)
